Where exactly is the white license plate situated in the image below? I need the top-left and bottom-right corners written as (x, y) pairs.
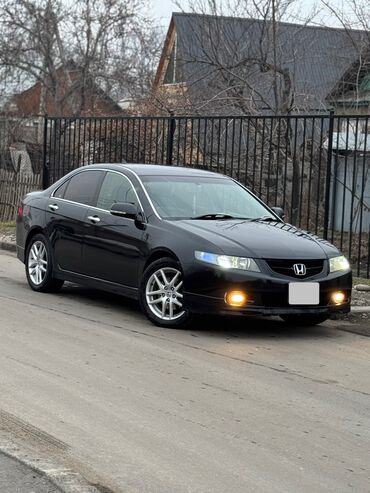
top-left (288, 282), bottom-right (320, 305)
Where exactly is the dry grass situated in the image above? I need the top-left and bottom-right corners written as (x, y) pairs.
top-left (353, 277), bottom-right (370, 287)
top-left (0, 221), bottom-right (16, 232)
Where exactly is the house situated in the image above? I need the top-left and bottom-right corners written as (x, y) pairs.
top-left (327, 51), bottom-right (370, 114)
top-left (0, 61), bottom-right (125, 176)
top-left (153, 13), bottom-right (370, 115)
top-left (6, 61), bottom-right (122, 118)
top-left (0, 61), bottom-right (124, 167)
top-left (152, 14), bottom-right (370, 236)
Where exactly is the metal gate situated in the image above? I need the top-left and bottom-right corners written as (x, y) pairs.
top-left (41, 112), bottom-right (370, 278)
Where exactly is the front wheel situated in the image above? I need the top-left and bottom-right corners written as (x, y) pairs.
top-left (139, 257), bottom-right (192, 328)
top-left (280, 313), bottom-right (328, 326)
top-left (25, 234), bottom-right (64, 293)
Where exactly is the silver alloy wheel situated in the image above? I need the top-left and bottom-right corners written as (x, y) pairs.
top-left (28, 240), bottom-right (48, 286)
top-left (145, 267), bottom-right (185, 321)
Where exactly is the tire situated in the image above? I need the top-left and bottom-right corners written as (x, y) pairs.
top-left (25, 233), bottom-right (64, 293)
top-left (139, 257), bottom-right (192, 328)
top-left (280, 313), bottom-right (328, 326)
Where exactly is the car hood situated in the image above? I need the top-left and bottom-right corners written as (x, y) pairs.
top-left (175, 219), bottom-right (340, 259)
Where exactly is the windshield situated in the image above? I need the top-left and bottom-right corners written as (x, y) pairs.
top-left (141, 175), bottom-right (275, 220)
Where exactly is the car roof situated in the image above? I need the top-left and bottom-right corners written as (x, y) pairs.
top-left (84, 163), bottom-right (228, 178)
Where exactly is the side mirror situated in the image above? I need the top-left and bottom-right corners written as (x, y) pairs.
top-left (110, 202), bottom-right (138, 220)
top-left (271, 206), bottom-right (285, 220)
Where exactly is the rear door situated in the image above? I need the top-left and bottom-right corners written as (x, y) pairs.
top-left (46, 170), bottom-right (104, 274)
top-left (82, 171), bottom-right (146, 287)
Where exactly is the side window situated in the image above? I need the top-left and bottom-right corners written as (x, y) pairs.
top-left (64, 171), bottom-right (103, 206)
top-left (54, 179), bottom-right (70, 199)
top-left (96, 172), bottom-right (139, 211)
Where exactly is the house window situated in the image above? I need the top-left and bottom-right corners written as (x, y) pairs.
top-left (163, 35), bottom-right (182, 84)
top-left (359, 74), bottom-right (370, 92)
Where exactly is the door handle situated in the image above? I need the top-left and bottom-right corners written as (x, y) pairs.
top-left (48, 204), bottom-right (59, 211)
top-left (87, 215), bottom-right (101, 224)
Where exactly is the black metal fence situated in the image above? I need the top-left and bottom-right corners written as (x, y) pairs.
top-left (39, 112), bottom-right (368, 278)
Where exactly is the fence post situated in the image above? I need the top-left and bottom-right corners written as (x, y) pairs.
top-left (323, 110), bottom-right (335, 239)
top-left (166, 113), bottom-right (176, 165)
top-left (42, 114), bottom-right (49, 189)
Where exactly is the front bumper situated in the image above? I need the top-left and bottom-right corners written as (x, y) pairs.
top-left (182, 264), bottom-right (352, 317)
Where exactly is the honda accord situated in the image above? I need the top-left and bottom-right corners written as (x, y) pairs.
top-left (16, 164), bottom-right (351, 328)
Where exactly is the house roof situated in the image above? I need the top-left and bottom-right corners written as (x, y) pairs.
top-left (164, 12), bottom-right (369, 112)
top-left (10, 63), bottom-right (123, 117)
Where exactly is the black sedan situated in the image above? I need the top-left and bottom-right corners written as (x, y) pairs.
top-left (16, 164), bottom-right (351, 328)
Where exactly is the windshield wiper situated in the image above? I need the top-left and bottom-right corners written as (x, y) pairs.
top-left (190, 214), bottom-right (279, 221)
top-left (190, 213), bottom-right (242, 220)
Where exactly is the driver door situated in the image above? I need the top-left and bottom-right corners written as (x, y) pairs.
top-left (82, 171), bottom-right (146, 288)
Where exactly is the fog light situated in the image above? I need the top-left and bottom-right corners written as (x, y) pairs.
top-left (331, 291), bottom-right (346, 305)
top-left (225, 290), bottom-right (247, 307)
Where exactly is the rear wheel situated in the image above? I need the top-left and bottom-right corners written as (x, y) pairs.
top-left (139, 257), bottom-right (192, 328)
top-left (25, 234), bottom-right (64, 293)
top-left (280, 313), bottom-right (328, 326)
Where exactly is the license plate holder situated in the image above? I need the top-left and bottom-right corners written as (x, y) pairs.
top-left (288, 282), bottom-right (320, 305)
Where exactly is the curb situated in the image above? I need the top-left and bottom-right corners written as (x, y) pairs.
top-left (351, 306), bottom-right (370, 313)
top-left (354, 284), bottom-right (370, 292)
top-left (0, 241), bottom-right (16, 253)
top-left (0, 443), bottom-right (99, 493)
top-left (329, 320), bottom-right (370, 338)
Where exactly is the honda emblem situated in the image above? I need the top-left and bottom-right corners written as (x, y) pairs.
top-left (293, 263), bottom-right (306, 276)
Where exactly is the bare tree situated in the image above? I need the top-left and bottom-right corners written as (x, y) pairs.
top-left (152, 2), bottom-right (365, 225)
top-left (152, 1), bottom-right (368, 225)
top-left (0, 0), bottom-right (64, 114)
top-left (66, 0), bottom-right (162, 108)
top-left (319, 0), bottom-right (369, 109)
top-left (169, 0), bottom-right (322, 115)
top-left (0, 0), bottom-right (161, 116)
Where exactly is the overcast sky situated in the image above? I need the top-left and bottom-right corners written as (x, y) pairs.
top-left (150, 0), bottom-right (184, 26)
top-left (149, 0), bottom-right (365, 30)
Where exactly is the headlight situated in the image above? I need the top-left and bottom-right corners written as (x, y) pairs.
top-left (329, 255), bottom-right (350, 273)
top-left (195, 251), bottom-right (260, 272)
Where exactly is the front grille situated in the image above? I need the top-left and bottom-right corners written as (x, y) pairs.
top-left (265, 259), bottom-right (325, 279)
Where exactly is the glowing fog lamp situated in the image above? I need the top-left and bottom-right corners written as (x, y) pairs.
top-left (331, 291), bottom-right (346, 305)
top-left (225, 290), bottom-right (247, 307)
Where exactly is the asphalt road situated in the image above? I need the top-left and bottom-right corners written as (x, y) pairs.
top-left (0, 250), bottom-right (369, 493)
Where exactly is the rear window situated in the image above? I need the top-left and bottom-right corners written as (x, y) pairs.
top-left (63, 171), bottom-right (104, 206)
